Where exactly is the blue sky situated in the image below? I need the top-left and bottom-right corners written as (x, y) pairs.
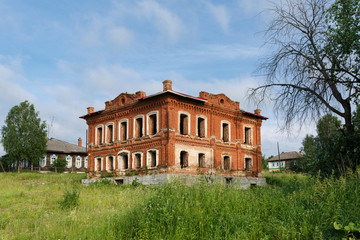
top-left (0, 0), bottom-right (316, 157)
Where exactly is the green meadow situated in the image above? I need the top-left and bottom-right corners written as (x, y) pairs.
top-left (0, 171), bottom-right (359, 240)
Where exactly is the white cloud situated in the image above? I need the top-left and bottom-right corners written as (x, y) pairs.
top-left (137, 0), bottom-right (184, 42)
top-left (205, 2), bottom-right (230, 32)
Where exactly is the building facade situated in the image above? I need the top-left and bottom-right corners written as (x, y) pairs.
top-left (81, 80), bottom-right (267, 178)
top-left (267, 151), bottom-right (303, 172)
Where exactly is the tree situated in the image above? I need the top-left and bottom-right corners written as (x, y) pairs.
top-left (0, 101), bottom-right (47, 172)
top-left (250, 0), bottom-right (360, 135)
top-left (51, 158), bottom-right (67, 173)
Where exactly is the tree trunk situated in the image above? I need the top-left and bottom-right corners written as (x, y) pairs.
top-left (0, 159), bottom-right (5, 172)
top-left (31, 163), bottom-right (33, 171)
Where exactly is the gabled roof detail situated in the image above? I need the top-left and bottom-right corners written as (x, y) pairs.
top-left (199, 91), bottom-right (239, 110)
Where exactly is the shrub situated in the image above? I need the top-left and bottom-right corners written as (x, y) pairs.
top-left (51, 158), bottom-right (67, 173)
top-left (59, 189), bottom-right (80, 210)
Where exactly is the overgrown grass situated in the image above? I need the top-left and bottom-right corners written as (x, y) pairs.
top-left (0, 171), bottom-right (359, 239)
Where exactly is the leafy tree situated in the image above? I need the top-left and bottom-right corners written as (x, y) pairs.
top-left (0, 101), bottom-right (47, 172)
top-left (51, 158), bottom-right (67, 173)
top-left (250, 0), bottom-right (360, 135)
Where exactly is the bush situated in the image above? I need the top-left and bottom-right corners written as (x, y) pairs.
top-left (51, 158), bottom-right (67, 173)
top-left (59, 189), bottom-right (80, 210)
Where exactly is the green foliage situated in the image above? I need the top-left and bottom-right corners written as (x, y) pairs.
top-left (334, 221), bottom-right (360, 239)
top-left (59, 189), bottom-right (80, 210)
top-left (0, 101), bottom-right (47, 172)
top-left (100, 171), bottom-right (115, 178)
top-left (51, 158), bottom-right (67, 173)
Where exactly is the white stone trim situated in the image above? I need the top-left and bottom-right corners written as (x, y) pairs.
top-left (118, 119), bottom-right (129, 141)
top-left (178, 111), bottom-right (191, 135)
top-left (220, 120), bottom-right (231, 142)
top-left (146, 148), bottom-right (159, 168)
top-left (105, 122), bottom-right (115, 143)
top-left (94, 156), bottom-right (103, 171)
top-left (133, 115), bottom-right (145, 138)
top-left (117, 150), bottom-right (130, 170)
top-left (106, 155), bottom-right (115, 171)
top-left (244, 155), bottom-right (253, 170)
top-left (146, 110), bottom-right (159, 136)
top-left (196, 115), bottom-right (207, 138)
top-left (95, 124), bottom-right (104, 145)
top-left (221, 153), bottom-right (232, 170)
top-left (132, 151), bottom-right (144, 169)
top-left (243, 124), bottom-right (254, 145)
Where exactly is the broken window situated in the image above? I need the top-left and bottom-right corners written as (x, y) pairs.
top-left (96, 158), bottom-right (102, 171)
top-left (135, 117), bottom-right (144, 138)
top-left (108, 156), bottom-right (114, 171)
top-left (96, 126), bottom-right (103, 145)
top-left (135, 153), bottom-right (142, 169)
top-left (119, 153), bottom-right (129, 170)
top-left (148, 150), bottom-right (157, 168)
top-left (223, 156), bottom-right (231, 170)
top-left (245, 158), bottom-right (252, 171)
top-left (180, 151), bottom-right (188, 168)
top-left (120, 121), bottom-right (128, 141)
top-left (148, 113), bottom-right (157, 135)
top-left (106, 124), bottom-right (114, 143)
top-left (244, 127), bottom-right (251, 144)
top-left (198, 153), bottom-right (205, 168)
top-left (180, 114), bottom-right (189, 135)
top-left (197, 117), bottom-right (205, 138)
top-left (222, 122), bottom-right (230, 142)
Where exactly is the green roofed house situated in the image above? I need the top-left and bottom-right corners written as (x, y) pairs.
top-left (267, 151), bottom-right (303, 172)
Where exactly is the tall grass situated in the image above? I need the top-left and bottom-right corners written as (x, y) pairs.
top-left (0, 171), bottom-right (359, 239)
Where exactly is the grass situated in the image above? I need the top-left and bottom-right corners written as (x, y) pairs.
top-left (0, 171), bottom-right (359, 239)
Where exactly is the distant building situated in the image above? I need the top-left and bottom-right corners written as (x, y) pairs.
top-left (267, 151), bottom-right (303, 171)
top-left (80, 80), bottom-right (268, 187)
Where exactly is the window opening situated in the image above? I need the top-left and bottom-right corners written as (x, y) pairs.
top-left (223, 156), bottom-right (231, 170)
top-left (180, 114), bottom-right (189, 135)
top-left (197, 117), bottom-right (205, 138)
top-left (245, 127), bottom-right (251, 144)
top-left (107, 124), bottom-right (113, 143)
top-left (148, 114), bottom-right (157, 135)
top-left (97, 158), bottom-right (102, 171)
top-left (149, 150), bottom-right (157, 167)
top-left (180, 151), bottom-right (188, 168)
top-left (245, 158), bottom-right (252, 171)
top-left (135, 154), bottom-right (142, 169)
top-left (222, 123), bottom-right (229, 142)
top-left (135, 118), bottom-right (143, 138)
top-left (76, 156), bottom-right (82, 168)
top-left (198, 153), bottom-right (205, 168)
top-left (120, 121), bottom-right (127, 141)
top-left (108, 156), bottom-right (114, 171)
top-left (97, 127), bottom-right (103, 145)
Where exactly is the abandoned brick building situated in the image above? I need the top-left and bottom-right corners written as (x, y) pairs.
top-left (81, 80), bottom-right (267, 180)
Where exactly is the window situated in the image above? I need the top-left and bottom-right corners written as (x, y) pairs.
top-left (76, 156), bottom-right (82, 168)
top-left (221, 121), bottom-right (230, 142)
top-left (66, 155), bottom-right (72, 168)
top-left (198, 153), bottom-right (205, 168)
top-left (147, 111), bottom-right (158, 136)
top-left (107, 156), bottom-right (114, 171)
top-left (133, 153), bottom-right (142, 169)
top-left (95, 125), bottom-right (104, 145)
top-left (179, 112), bottom-right (190, 135)
top-left (281, 162), bottom-right (285, 167)
top-left (50, 154), bottom-right (57, 165)
top-left (223, 156), bottom-right (231, 170)
top-left (197, 116), bottom-right (206, 138)
top-left (40, 156), bottom-right (46, 167)
top-left (272, 162), bottom-right (275, 167)
top-left (118, 151), bottom-right (130, 170)
top-left (245, 158), bottom-right (252, 171)
top-left (147, 149), bottom-right (158, 168)
top-left (134, 115), bottom-right (144, 138)
top-left (180, 151), bottom-right (188, 168)
top-left (119, 119), bottom-right (128, 141)
top-left (95, 157), bottom-right (102, 171)
top-left (106, 123), bottom-right (114, 143)
top-left (244, 127), bottom-right (251, 144)
top-left (84, 157), bottom-right (88, 168)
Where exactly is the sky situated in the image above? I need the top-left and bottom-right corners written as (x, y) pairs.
top-left (0, 0), bottom-right (316, 158)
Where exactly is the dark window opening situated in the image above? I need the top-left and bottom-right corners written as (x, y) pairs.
top-left (197, 117), bottom-right (205, 138)
top-left (97, 158), bottom-right (102, 171)
top-left (180, 114), bottom-right (189, 135)
top-left (135, 118), bottom-right (143, 138)
top-left (108, 156), bottom-right (114, 171)
top-left (223, 156), bottom-right (230, 170)
top-left (149, 150), bottom-right (157, 167)
top-left (97, 127), bottom-right (103, 145)
top-left (135, 154), bottom-right (142, 169)
top-left (245, 127), bottom-right (251, 144)
top-left (225, 177), bottom-right (233, 184)
top-left (148, 114), bottom-right (157, 135)
top-left (245, 158), bottom-right (252, 171)
top-left (198, 153), bottom-right (205, 168)
top-left (222, 123), bottom-right (229, 142)
top-left (119, 154), bottom-right (129, 170)
top-left (115, 179), bottom-right (124, 185)
top-left (180, 151), bottom-right (188, 168)
top-left (107, 125), bottom-right (113, 143)
top-left (120, 122), bottom-right (127, 141)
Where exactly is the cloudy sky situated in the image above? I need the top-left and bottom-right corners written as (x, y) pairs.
top-left (0, 0), bottom-right (316, 157)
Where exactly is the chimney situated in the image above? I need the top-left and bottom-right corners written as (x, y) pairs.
top-left (254, 109), bottom-right (261, 115)
top-left (87, 107), bottom-right (94, 114)
top-left (162, 80), bottom-right (173, 91)
top-left (136, 91), bottom-right (146, 98)
top-left (78, 138), bottom-right (82, 147)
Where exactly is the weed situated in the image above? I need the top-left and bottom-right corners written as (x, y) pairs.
top-left (59, 189), bottom-right (80, 210)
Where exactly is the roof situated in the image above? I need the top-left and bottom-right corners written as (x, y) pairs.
top-left (137, 90), bottom-right (207, 102)
top-left (241, 110), bottom-right (268, 120)
top-left (267, 151), bottom-right (302, 162)
top-left (47, 138), bottom-right (87, 154)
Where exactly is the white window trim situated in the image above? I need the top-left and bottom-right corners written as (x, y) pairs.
top-left (133, 115), bottom-right (145, 138)
top-left (95, 124), bottom-right (104, 145)
top-left (146, 148), bottom-right (159, 168)
top-left (105, 122), bottom-right (115, 143)
top-left (66, 155), bottom-right (72, 168)
top-left (106, 155), bottom-right (115, 171)
top-left (243, 125), bottom-right (253, 145)
top-left (146, 111), bottom-right (159, 136)
top-left (196, 115), bottom-right (207, 138)
top-left (50, 154), bottom-right (58, 165)
top-left (132, 151), bottom-right (144, 169)
top-left (84, 156), bottom-right (88, 169)
top-left (178, 111), bottom-right (191, 135)
top-left (94, 156), bottom-right (103, 171)
top-left (118, 119), bottom-right (129, 141)
top-left (221, 154), bottom-right (232, 170)
top-left (75, 156), bottom-right (82, 169)
top-left (244, 156), bottom-right (253, 170)
top-left (40, 155), bottom-right (47, 167)
top-left (117, 150), bottom-right (130, 170)
top-left (220, 120), bottom-right (231, 142)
